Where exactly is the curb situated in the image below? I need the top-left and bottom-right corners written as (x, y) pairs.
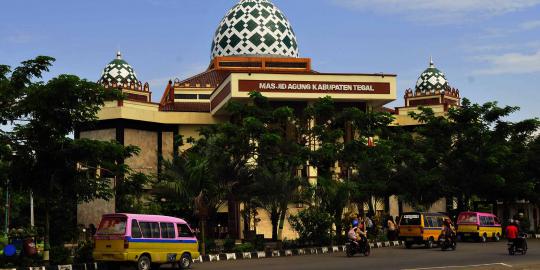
top-left (0, 263), bottom-right (99, 270)
top-left (196, 241), bottom-right (403, 263)
top-left (0, 241), bottom-right (406, 269)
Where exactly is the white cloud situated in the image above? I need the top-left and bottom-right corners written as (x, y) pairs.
top-left (332, 0), bottom-right (540, 22)
top-left (474, 50), bottom-right (540, 75)
top-left (5, 33), bottom-right (34, 44)
top-left (520, 20), bottom-right (540, 30)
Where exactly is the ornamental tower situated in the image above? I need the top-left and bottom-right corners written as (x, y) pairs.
top-left (99, 51), bottom-right (152, 103)
top-left (396, 57), bottom-right (460, 118)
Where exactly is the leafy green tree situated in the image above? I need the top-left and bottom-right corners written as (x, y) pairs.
top-left (1, 57), bottom-right (143, 255)
top-left (410, 99), bottom-right (539, 213)
top-left (388, 128), bottom-right (446, 210)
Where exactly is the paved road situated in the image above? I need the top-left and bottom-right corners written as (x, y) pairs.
top-left (194, 240), bottom-right (540, 270)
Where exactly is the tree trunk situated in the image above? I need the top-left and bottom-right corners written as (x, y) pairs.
top-left (271, 208), bottom-right (279, 242)
top-left (200, 218), bottom-right (206, 256)
top-left (43, 199), bottom-right (50, 262)
top-left (277, 203), bottom-right (287, 241)
top-left (242, 201), bottom-right (250, 240)
top-left (334, 209), bottom-right (343, 245)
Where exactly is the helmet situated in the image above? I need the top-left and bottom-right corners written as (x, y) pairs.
top-left (352, 219), bottom-right (359, 227)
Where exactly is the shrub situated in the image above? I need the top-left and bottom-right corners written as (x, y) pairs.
top-left (73, 241), bottom-right (93, 264)
top-left (232, 242), bottom-right (254, 253)
top-left (289, 207), bottom-right (333, 246)
top-left (223, 238), bottom-right (236, 253)
top-left (204, 239), bottom-right (217, 254)
top-left (49, 245), bottom-right (72, 265)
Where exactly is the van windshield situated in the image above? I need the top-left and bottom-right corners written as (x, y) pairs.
top-left (400, 214), bottom-right (421, 225)
top-left (97, 216), bottom-right (127, 235)
top-left (457, 213), bottom-right (477, 224)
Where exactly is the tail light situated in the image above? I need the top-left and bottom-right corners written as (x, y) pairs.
top-left (124, 237), bottom-right (129, 249)
top-left (477, 225), bottom-right (480, 230)
top-left (420, 227), bottom-right (424, 234)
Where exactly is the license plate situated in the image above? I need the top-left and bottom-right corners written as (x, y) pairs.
top-left (464, 233), bottom-right (470, 236)
top-left (406, 238), bottom-right (414, 241)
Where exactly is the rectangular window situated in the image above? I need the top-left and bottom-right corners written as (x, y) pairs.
top-left (266, 62), bottom-right (307, 68)
top-left (97, 216), bottom-right (126, 235)
top-left (480, 216), bottom-right (488, 226)
top-left (160, 222), bottom-right (175, 239)
top-left (177, 224), bottom-right (194, 238)
top-left (425, 217), bottom-right (434, 227)
top-left (198, 94), bottom-right (211, 100)
top-left (131, 219), bottom-right (142, 238)
top-left (399, 214), bottom-right (421, 226)
top-left (140, 222), bottom-right (161, 238)
top-left (457, 213), bottom-right (478, 224)
top-left (175, 94), bottom-right (198, 100)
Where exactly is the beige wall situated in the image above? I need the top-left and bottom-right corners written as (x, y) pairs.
top-left (239, 205), bottom-right (302, 240)
top-left (124, 129), bottom-right (158, 176)
top-left (178, 125), bottom-right (206, 152)
top-left (162, 132), bottom-right (174, 162)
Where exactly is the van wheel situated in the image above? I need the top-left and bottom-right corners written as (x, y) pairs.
top-left (180, 253), bottom-right (192, 269)
top-left (138, 255), bottom-right (152, 270)
top-left (494, 233), bottom-right (500, 242)
top-left (425, 238), bottom-right (434, 249)
top-left (481, 234), bottom-right (488, 243)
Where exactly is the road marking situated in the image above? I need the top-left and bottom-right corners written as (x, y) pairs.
top-left (402, 262), bottom-right (513, 270)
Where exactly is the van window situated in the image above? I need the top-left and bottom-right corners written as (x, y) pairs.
top-left (131, 220), bottom-right (142, 238)
top-left (97, 216), bottom-right (126, 235)
top-left (425, 216), bottom-right (434, 227)
top-left (480, 216), bottom-right (488, 226)
top-left (140, 222), bottom-right (161, 238)
top-left (457, 213), bottom-right (477, 224)
top-left (177, 224), bottom-right (194, 238)
top-left (400, 214), bottom-right (421, 226)
top-left (160, 223), bottom-right (176, 239)
top-left (487, 216), bottom-right (495, 226)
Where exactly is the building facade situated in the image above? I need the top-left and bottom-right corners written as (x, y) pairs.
top-left (77, 0), bottom-right (463, 239)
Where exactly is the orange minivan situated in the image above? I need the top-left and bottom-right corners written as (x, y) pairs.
top-left (398, 212), bottom-right (449, 249)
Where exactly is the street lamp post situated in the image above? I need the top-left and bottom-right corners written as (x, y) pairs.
top-left (4, 180), bottom-right (8, 235)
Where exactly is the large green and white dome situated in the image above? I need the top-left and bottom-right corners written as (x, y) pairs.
top-left (415, 58), bottom-right (449, 92)
top-left (99, 52), bottom-right (139, 85)
top-left (210, 0), bottom-right (299, 59)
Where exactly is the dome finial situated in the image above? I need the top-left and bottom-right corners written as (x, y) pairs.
top-left (116, 51), bottom-right (122, 60)
top-left (429, 56), bottom-right (434, 68)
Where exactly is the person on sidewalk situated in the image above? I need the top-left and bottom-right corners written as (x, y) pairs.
top-left (387, 216), bottom-right (397, 241)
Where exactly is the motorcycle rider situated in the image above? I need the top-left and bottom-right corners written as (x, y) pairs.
top-left (506, 219), bottom-right (519, 248)
top-left (348, 220), bottom-right (360, 248)
top-left (441, 218), bottom-right (456, 242)
top-left (348, 219), bottom-right (367, 245)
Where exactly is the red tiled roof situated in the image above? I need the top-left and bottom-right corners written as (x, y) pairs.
top-left (175, 70), bottom-right (231, 89)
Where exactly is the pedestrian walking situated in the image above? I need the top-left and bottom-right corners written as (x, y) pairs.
top-left (387, 216), bottom-right (397, 241)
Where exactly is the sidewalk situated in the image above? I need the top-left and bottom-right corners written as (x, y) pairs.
top-left (195, 240), bottom-right (403, 263)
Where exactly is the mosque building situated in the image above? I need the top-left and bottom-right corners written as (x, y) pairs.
top-left (76, 0), bottom-right (461, 239)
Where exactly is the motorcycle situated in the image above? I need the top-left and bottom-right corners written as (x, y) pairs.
top-left (439, 234), bottom-right (457, 251)
top-left (345, 238), bottom-right (371, 257)
top-left (508, 234), bottom-right (528, 255)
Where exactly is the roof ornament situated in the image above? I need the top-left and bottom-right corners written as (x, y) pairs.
top-left (116, 51), bottom-right (122, 60)
top-left (429, 56), bottom-right (435, 68)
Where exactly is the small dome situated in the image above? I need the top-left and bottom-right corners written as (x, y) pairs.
top-left (99, 52), bottom-right (139, 85)
top-left (415, 57), bottom-right (449, 92)
top-left (210, 0), bottom-right (299, 59)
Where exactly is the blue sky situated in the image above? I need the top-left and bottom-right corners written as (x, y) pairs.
top-left (1, 0), bottom-right (539, 121)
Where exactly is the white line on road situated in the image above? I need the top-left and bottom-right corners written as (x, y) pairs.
top-left (402, 262), bottom-right (513, 270)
